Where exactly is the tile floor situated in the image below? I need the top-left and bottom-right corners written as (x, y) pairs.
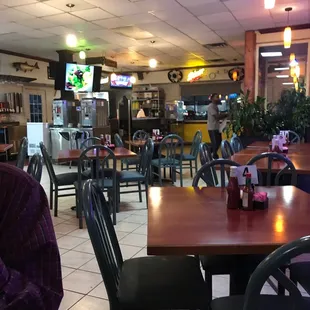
top-left (40, 163), bottom-right (283, 309)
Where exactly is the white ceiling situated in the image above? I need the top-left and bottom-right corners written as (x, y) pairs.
top-left (0, 0), bottom-right (308, 71)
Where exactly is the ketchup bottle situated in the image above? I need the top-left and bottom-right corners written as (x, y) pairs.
top-left (242, 173), bottom-right (254, 211)
top-left (227, 166), bottom-right (240, 209)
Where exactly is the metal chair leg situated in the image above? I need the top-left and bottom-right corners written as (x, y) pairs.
top-left (205, 271), bottom-right (213, 307)
top-left (50, 181), bottom-right (53, 210)
top-left (145, 182), bottom-right (149, 208)
top-left (195, 158), bottom-right (198, 173)
top-left (158, 167), bottom-right (163, 187)
top-left (54, 186), bottom-right (58, 217)
top-left (180, 165), bottom-right (183, 187)
top-left (138, 182), bottom-right (142, 202)
top-left (190, 160), bottom-right (193, 178)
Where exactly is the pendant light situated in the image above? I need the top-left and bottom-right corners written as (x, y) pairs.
top-left (283, 7), bottom-right (292, 49)
top-left (290, 53), bottom-right (295, 62)
top-left (264, 0), bottom-right (275, 9)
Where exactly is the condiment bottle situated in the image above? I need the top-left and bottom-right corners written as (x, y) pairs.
top-left (227, 166), bottom-right (240, 209)
top-left (273, 138), bottom-right (280, 153)
top-left (242, 173), bottom-right (254, 211)
top-left (100, 134), bottom-right (105, 145)
top-left (271, 135), bottom-right (277, 151)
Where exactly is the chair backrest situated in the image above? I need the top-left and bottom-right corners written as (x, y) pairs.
top-left (288, 130), bottom-right (300, 144)
top-left (243, 235), bottom-right (310, 310)
top-left (16, 137), bottom-right (28, 169)
top-left (133, 130), bottom-right (149, 141)
top-left (114, 133), bottom-right (124, 147)
top-left (199, 142), bottom-right (218, 185)
top-left (221, 140), bottom-right (234, 159)
top-left (230, 134), bottom-right (244, 153)
top-left (199, 143), bottom-right (213, 166)
top-left (82, 180), bottom-right (123, 310)
top-left (158, 134), bottom-right (184, 166)
top-left (190, 130), bottom-right (202, 157)
top-left (78, 145), bottom-right (116, 191)
top-left (192, 159), bottom-right (240, 187)
top-left (246, 152), bottom-right (297, 186)
top-left (27, 153), bottom-right (43, 182)
top-left (40, 142), bottom-right (57, 184)
top-left (138, 138), bottom-right (154, 177)
top-left (80, 137), bottom-right (101, 149)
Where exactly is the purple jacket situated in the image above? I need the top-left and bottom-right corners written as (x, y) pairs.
top-left (0, 163), bottom-right (63, 309)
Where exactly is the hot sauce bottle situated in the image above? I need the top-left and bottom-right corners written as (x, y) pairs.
top-left (227, 166), bottom-right (240, 209)
top-left (242, 173), bottom-right (254, 211)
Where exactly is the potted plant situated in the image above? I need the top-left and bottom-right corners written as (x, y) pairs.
top-left (226, 90), bottom-right (278, 147)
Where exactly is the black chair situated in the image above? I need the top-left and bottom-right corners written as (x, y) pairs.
top-left (82, 179), bottom-right (208, 310)
top-left (211, 236), bottom-right (310, 310)
top-left (199, 142), bottom-right (213, 166)
top-left (193, 159), bottom-right (243, 302)
top-left (230, 135), bottom-right (244, 153)
top-left (288, 130), bottom-right (300, 144)
top-left (177, 130), bottom-right (202, 178)
top-left (221, 140), bottom-right (234, 159)
top-left (76, 145), bottom-right (117, 228)
top-left (27, 153), bottom-right (43, 182)
top-left (290, 260), bottom-right (310, 295)
top-left (118, 138), bottom-right (154, 207)
top-left (80, 137), bottom-right (101, 149)
top-left (114, 133), bottom-right (139, 171)
top-left (246, 152), bottom-right (297, 186)
top-left (16, 137), bottom-right (28, 169)
top-left (151, 134), bottom-right (184, 187)
top-left (193, 159), bottom-right (240, 187)
top-left (132, 129), bottom-right (149, 141)
top-left (40, 142), bottom-right (78, 216)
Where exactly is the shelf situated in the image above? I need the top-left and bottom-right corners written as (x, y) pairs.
top-left (132, 98), bottom-right (162, 101)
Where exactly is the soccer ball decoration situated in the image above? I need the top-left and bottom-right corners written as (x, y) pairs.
top-left (168, 69), bottom-right (183, 83)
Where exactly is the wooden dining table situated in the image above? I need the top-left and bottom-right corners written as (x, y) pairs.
top-left (0, 144), bottom-right (13, 153)
top-left (229, 142), bottom-right (310, 174)
top-left (147, 185), bottom-right (310, 293)
top-left (57, 147), bottom-right (137, 162)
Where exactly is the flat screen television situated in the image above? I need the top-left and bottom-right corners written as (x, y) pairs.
top-left (65, 63), bottom-right (95, 92)
top-left (110, 74), bottom-right (132, 89)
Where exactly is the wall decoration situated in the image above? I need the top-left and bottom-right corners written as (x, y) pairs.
top-left (209, 72), bottom-right (216, 80)
top-left (187, 68), bottom-right (205, 83)
top-left (228, 67), bottom-right (244, 81)
top-left (168, 69), bottom-right (183, 83)
top-left (12, 62), bottom-right (40, 72)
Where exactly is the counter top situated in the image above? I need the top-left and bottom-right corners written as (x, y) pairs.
top-left (184, 120), bottom-right (208, 123)
top-left (132, 117), bottom-right (161, 121)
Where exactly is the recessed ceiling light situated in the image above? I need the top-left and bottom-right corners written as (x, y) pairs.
top-left (274, 67), bottom-right (289, 71)
top-left (282, 82), bottom-right (294, 85)
top-left (276, 75), bottom-right (289, 78)
top-left (150, 40), bottom-right (155, 44)
top-left (261, 52), bottom-right (283, 57)
top-left (66, 3), bottom-right (75, 8)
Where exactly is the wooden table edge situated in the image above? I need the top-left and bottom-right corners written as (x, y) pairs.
top-left (0, 144), bottom-right (13, 152)
top-left (147, 243), bottom-right (284, 256)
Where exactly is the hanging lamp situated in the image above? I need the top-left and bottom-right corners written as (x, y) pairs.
top-left (283, 7), bottom-right (292, 49)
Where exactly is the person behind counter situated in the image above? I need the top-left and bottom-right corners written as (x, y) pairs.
top-left (208, 93), bottom-right (228, 159)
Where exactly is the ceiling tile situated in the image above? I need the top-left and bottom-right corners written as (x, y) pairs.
top-left (44, 0), bottom-right (95, 12)
top-left (122, 13), bottom-right (158, 24)
top-left (18, 17), bottom-right (56, 28)
top-left (70, 22), bottom-right (101, 33)
top-left (134, 0), bottom-right (181, 11)
top-left (0, 0), bottom-right (37, 6)
top-left (43, 13), bottom-right (85, 25)
top-left (232, 8), bottom-right (270, 20)
top-left (93, 17), bottom-right (133, 29)
top-left (224, 0), bottom-right (263, 11)
top-left (207, 20), bottom-right (242, 31)
top-left (71, 8), bottom-right (114, 21)
top-left (0, 22), bottom-right (32, 34)
top-left (15, 3), bottom-right (63, 17)
top-left (187, 2), bottom-right (228, 16)
top-left (195, 31), bottom-right (224, 44)
top-left (216, 28), bottom-right (244, 38)
top-left (43, 25), bottom-right (75, 35)
top-left (140, 21), bottom-right (182, 37)
top-left (177, 0), bottom-right (218, 6)
top-left (239, 17), bottom-right (275, 30)
top-left (21, 29), bottom-right (55, 38)
top-left (112, 26), bottom-right (154, 40)
top-left (84, 0), bottom-right (144, 16)
top-left (199, 12), bottom-right (236, 24)
top-left (0, 8), bottom-right (33, 23)
top-left (150, 7), bottom-right (192, 21)
top-left (0, 33), bottom-right (29, 41)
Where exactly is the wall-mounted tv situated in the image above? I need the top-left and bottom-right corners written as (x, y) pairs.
top-left (110, 74), bottom-right (132, 89)
top-left (65, 63), bottom-right (94, 92)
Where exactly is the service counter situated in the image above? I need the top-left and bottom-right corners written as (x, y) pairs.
top-left (171, 120), bottom-right (231, 143)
